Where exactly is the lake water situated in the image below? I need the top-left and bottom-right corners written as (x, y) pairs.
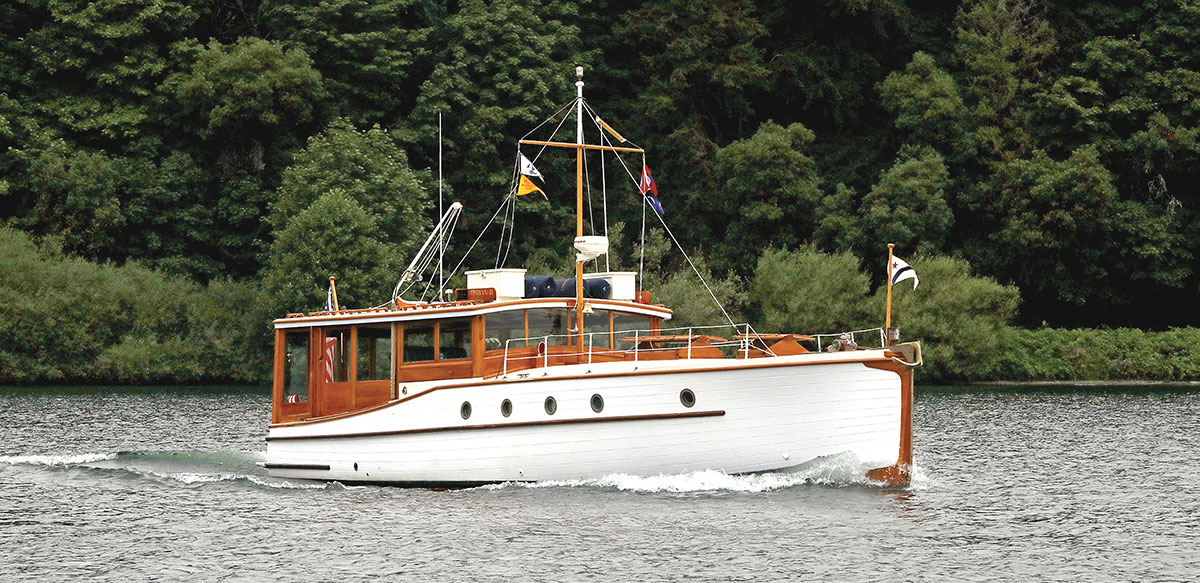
top-left (1, 385), bottom-right (1197, 581)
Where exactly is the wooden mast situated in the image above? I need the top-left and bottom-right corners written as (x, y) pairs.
top-left (515, 68), bottom-right (646, 357)
top-left (575, 67), bottom-right (585, 356)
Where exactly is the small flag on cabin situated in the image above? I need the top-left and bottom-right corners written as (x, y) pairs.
top-left (639, 163), bottom-right (664, 216)
top-left (323, 336), bottom-right (338, 383)
top-left (325, 284), bottom-right (334, 311)
top-left (890, 256), bottom-right (919, 290)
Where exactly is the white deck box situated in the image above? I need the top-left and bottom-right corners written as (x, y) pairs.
top-left (588, 271), bottom-right (638, 300)
top-left (466, 268), bottom-right (527, 300)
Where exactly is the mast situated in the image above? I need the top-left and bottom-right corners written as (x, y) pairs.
top-left (574, 66), bottom-right (585, 353)
top-left (514, 68), bottom-right (646, 356)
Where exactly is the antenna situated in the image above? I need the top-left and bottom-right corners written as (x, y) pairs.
top-left (437, 112), bottom-right (444, 302)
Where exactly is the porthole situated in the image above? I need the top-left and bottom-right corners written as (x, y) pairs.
top-left (590, 393), bottom-right (604, 413)
top-left (680, 389), bottom-right (696, 408)
top-left (501, 399), bottom-right (513, 418)
top-left (544, 396), bottom-right (557, 415)
top-left (461, 401), bottom-right (472, 419)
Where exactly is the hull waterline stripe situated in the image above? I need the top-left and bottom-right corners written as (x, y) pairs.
top-left (267, 409), bottom-right (725, 442)
top-left (262, 462), bottom-right (331, 471)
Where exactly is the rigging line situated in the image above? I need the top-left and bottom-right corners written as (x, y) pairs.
top-left (499, 196), bottom-right (516, 268)
top-left (526, 100), bottom-right (577, 164)
top-left (519, 97), bottom-right (578, 143)
top-left (419, 213), bottom-right (460, 302)
top-left (438, 197), bottom-right (511, 296)
top-left (650, 206), bottom-right (739, 331)
top-left (583, 134), bottom-right (594, 236)
top-left (639, 163), bottom-right (646, 294)
top-left (601, 122), bottom-right (609, 271)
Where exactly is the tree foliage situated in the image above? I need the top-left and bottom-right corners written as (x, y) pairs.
top-left (1, 0), bottom-right (1200, 351)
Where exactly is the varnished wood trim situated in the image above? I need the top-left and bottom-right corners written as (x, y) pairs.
top-left (864, 360), bottom-right (914, 486)
top-left (267, 409), bottom-right (725, 441)
top-left (518, 139), bottom-right (644, 154)
top-left (274, 297), bottom-right (672, 327)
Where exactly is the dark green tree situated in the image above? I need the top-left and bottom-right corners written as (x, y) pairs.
top-left (707, 121), bottom-right (822, 275)
top-left (270, 117), bottom-right (431, 256)
top-left (860, 146), bottom-right (954, 255)
top-left (262, 190), bottom-right (401, 315)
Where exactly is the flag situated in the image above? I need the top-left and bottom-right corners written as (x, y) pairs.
top-left (639, 163), bottom-right (657, 196)
top-left (890, 256), bottom-right (919, 290)
top-left (325, 284), bottom-right (334, 311)
top-left (639, 163), bottom-right (664, 216)
top-left (516, 174), bottom-right (547, 199)
top-left (323, 336), bottom-right (338, 383)
top-left (519, 153), bottom-right (543, 181)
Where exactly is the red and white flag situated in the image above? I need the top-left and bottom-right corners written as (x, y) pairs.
top-left (323, 336), bottom-right (338, 383)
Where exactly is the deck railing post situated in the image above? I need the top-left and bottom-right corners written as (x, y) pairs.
top-left (588, 332), bottom-right (593, 364)
top-left (634, 330), bottom-right (639, 362)
top-left (687, 327), bottom-right (693, 359)
top-left (502, 339), bottom-right (509, 376)
top-left (544, 336), bottom-right (550, 368)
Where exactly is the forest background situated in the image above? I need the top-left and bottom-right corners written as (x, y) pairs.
top-left (2, 0), bottom-right (1199, 385)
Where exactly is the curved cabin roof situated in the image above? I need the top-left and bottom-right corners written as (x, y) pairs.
top-left (273, 297), bottom-right (673, 330)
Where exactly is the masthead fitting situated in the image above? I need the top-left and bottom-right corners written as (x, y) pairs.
top-left (576, 66), bottom-right (583, 79)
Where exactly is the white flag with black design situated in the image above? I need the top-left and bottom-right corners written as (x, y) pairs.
top-left (891, 256), bottom-right (919, 289)
top-left (519, 153), bottom-right (543, 181)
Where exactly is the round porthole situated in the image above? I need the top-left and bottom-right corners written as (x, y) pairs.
top-left (590, 393), bottom-right (604, 413)
top-left (461, 401), bottom-right (472, 419)
top-left (544, 396), bottom-right (557, 415)
top-left (501, 399), bottom-right (513, 418)
top-left (680, 389), bottom-right (696, 408)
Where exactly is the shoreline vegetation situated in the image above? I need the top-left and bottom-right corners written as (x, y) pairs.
top-left (3, 2), bottom-right (1199, 387)
top-left (3, 227), bottom-right (1197, 386)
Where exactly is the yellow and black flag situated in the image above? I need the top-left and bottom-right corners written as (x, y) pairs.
top-left (516, 153), bottom-right (547, 199)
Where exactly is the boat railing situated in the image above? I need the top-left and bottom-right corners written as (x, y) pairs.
top-left (499, 325), bottom-right (888, 376)
top-left (500, 323), bottom-right (802, 376)
top-left (808, 328), bottom-right (887, 351)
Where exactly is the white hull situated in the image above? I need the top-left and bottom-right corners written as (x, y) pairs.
top-left (265, 350), bottom-right (907, 484)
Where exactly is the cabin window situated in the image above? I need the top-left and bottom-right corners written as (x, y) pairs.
top-left (613, 313), bottom-right (652, 337)
top-left (403, 323), bottom-right (436, 362)
top-left (356, 325), bottom-right (391, 381)
top-left (583, 310), bottom-right (611, 348)
top-left (484, 310), bottom-right (526, 350)
top-left (323, 328), bottom-right (350, 383)
top-left (283, 331), bottom-right (309, 403)
top-left (527, 308), bottom-right (572, 346)
top-left (439, 318), bottom-right (473, 360)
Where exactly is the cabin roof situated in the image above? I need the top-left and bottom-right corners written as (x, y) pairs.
top-left (273, 297), bottom-right (673, 330)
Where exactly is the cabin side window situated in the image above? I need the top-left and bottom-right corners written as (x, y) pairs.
top-left (582, 310), bottom-right (611, 348)
top-left (439, 318), bottom-right (473, 360)
top-left (403, 323), bottom-right (436, 362)
top-left (283, 331), bottom-right (310, 403)
top-left (613, 313), bottom-right (653, 348)
top-left (527, 308), bottom-right (572, 346)
top-left (484, 310), bottom-right (526, 350)
top-left (323, 328), bottom-right (351, 383)
top-left (356, 324), bottom-right (391, 381)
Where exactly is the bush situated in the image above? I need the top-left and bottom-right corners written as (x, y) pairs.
top-left (990, 327), bottom-right (1200, 381)
top-left (880, 254), bottom-right (1020, 382)
top-left (748, 247), bottom-right (872, 335)
top-left (0, 227), bottom-right (267, 384)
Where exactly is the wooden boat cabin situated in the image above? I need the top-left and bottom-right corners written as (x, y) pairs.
top-left (271, 269), bottom-right (671, 424)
